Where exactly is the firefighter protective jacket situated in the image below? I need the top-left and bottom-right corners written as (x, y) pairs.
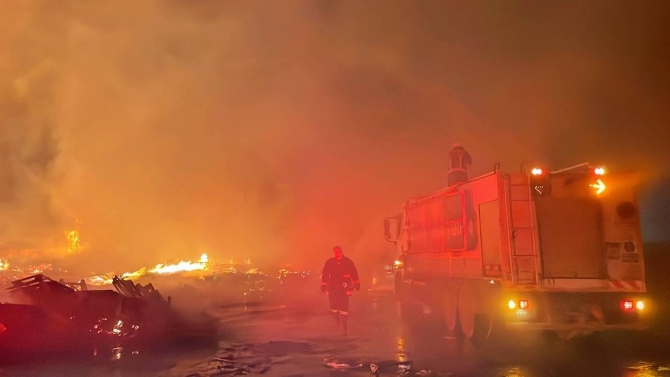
top-left (321, 256), bottom-right (360, 291)
top-left (449, 146), bottom-right (472, 172)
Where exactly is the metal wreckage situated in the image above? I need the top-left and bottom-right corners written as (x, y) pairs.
top-left (0, 272), bottom-right (218, 362)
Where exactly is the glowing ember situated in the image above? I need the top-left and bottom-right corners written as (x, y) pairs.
top-left (65, 230), bottom-right (81, 253)
top-left (28, 263), bottom-right (52, 274)
top-left (4, 263), bottom-right (53, 275)
top-left (85, 275), bottom-right (113, 286)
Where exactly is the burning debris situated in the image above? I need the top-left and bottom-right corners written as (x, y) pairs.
top-left (0, 262), bottom-right (64, 286)
top-left (0, 247), bottom-right (321, 368)
top-left (0, 244), bottom-right (321, 345)
top-left (149, 253), bottom-right (209, 274)
top-left (0, 251), bottom-right (313, 309)
top-left (84, 253), bottom-right (211, 286)
top-left (81, 254), bottom-right (283, 289)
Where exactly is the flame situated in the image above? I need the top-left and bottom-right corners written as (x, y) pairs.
top-left (65, 230), bottom-right (81, 253)
top-left (148, 254), bottom-right (209, 275)
top-left (28, 263), bottom-right (52, 274)
top-left (2, 262), bottom-right (52, 274)
top-left (120, 268), bottom-right (148, 280)
top-left (85, 254), bottom-right (210, 285)
top-left (85, 275), bottom-right (113, 285)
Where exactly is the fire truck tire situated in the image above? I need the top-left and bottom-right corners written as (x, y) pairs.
top-left (458, 284), bottom-right (496, 343)
top-left (472, 314), bottom-right (495, 346)
top-left (442, 289), bottom-right (458, 333)
top-left (457, 290), bottom-right (476, 338)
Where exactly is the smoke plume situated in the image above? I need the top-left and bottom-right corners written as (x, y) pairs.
top-left (1, 1), bottom-right (668, 272)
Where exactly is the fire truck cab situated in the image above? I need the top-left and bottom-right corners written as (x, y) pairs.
top-left (384, 163), bottom-right (648, 341)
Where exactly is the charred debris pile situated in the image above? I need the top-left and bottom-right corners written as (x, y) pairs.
top-left (0, 273), bottom-right (217, 363)
top-left (0, 260), bottom-right (315, 363)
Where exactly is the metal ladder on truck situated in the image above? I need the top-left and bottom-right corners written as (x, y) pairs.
top-left (507, 173), bottom-right (540, 285)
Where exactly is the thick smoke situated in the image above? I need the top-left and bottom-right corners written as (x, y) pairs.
top-left (1, 1), bottom-right (668, 272)
top-left (0, 2), bottom-right (66, 261)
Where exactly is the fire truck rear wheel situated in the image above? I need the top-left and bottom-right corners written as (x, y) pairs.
top-left (458, 294), bottom-right (476, 339)
top-left (472, 314), bottom-right (496, 345)
top-left (442, 290), bottom-right (458, 333)
top-left (458, 286), bottom-right (496, 344)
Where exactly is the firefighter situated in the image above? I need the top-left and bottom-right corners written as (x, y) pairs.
top-left (321, 246), bottom-right (360, 335)
top-left (447, 143), bottom-right (472, 186)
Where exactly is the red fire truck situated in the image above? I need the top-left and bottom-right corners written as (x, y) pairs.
top-left (383, 163), bottom-right (648, 341)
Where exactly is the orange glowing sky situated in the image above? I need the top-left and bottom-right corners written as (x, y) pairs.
top-left (0, 1), bottom-right (668, 271)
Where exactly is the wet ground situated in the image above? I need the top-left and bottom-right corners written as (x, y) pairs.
top-left (2, 287), bottom-right (670, 377)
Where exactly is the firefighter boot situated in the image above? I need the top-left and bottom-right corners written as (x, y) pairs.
top-left (340, 314), bottom-right (348, 335)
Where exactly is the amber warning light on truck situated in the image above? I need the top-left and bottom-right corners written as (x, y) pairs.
top-left (590, 179), bottom-right (607, 195)
top-left (508, 299), bottom-right (530, 310)
top-left (621, 300), bottom-right (645, 312)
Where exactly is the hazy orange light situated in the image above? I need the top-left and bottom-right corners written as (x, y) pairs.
top-left (594, 167), bottom-right (605, 175)
top-left (531, 168), bottom-right (543, 176)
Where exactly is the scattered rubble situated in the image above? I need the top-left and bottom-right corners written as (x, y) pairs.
top-left (0, 273), bottom-right (217, 363)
